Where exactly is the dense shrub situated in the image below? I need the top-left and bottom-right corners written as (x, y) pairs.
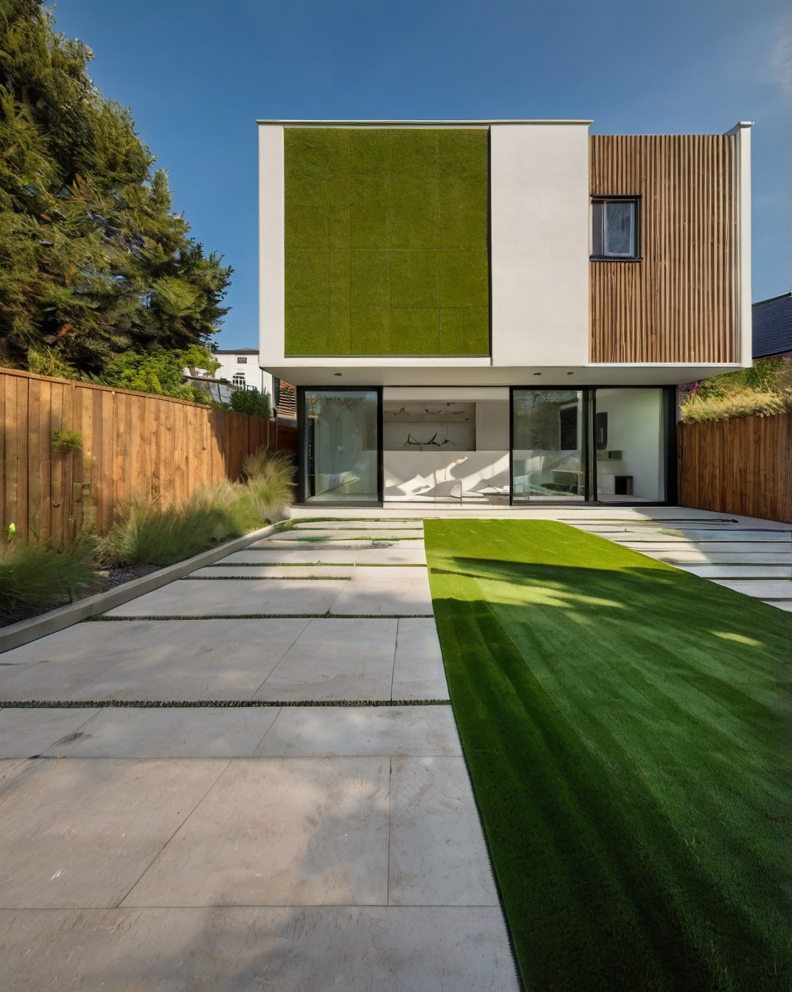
top-left (0, 535), bottom-right (97, 610)
top-left (230, 388), bottom-right (271, 418)
top-left (680, 357), bottom-right (792, 423)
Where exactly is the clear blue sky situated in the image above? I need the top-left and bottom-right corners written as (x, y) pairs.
top-left (55, 0), bottom-right (792, 350)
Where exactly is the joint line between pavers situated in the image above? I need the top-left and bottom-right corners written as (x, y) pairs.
top-left (84, 614), bottom-right (436, 622)
top-left (114, 757), bottom-right (232, 909)
top-left (0, 699), bottom-right (452, 708)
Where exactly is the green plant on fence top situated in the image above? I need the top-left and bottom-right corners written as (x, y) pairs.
top-left (284, 128), bottom-right (490, 358)
top-left (50, 429), bottom-right (82, 452)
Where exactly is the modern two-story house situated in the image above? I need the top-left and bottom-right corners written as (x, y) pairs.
top-left (258, 119), bottom-right (751, 506)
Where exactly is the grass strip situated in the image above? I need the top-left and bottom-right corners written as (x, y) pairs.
top-left (424, 518), bottom-right (792, 992)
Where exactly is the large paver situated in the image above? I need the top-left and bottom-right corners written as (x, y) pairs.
top-left (331, 566), bottom-right (434, 616)
top-left (223, 547), bottom-right (427, 565)
top-left (190, 564), bottom-right (354, 578)
top-left (256, 618), bottom-right (397, 701)
top-left (267, 528), bottom-right (425, 541)
top-left (676, 564), bottom-right (792, 578)
top-left (122, 757), bottom-right (390, 908)
top-left (389, 757), bottom-right (498, 907)
top-left (710, 578), bottom-right (792, 600)
top-left (0, 906), bottom-right (519, 991)
top-left (105, 578), bottom-right (346, 617)
top-left (255, 705), bottom-right (459, 757)
top-left (0, 757), bottom-right (225, 908)
top-left (0, 707), bottom-right (99, 758)
top-left (0, 619), bottom-right (309, 702)
top-left (393, 618), bottom-right (449, 699)
top-left (64, 707), bottom-right (281, 758)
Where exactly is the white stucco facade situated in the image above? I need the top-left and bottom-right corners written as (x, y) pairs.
top-left (489, 123), bottom-right (590, 368)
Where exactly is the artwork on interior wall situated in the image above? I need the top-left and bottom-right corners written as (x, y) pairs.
top-left (596, 412), bottom-right (608, 450)
top-left (382, 402), bottom-right (476, 451)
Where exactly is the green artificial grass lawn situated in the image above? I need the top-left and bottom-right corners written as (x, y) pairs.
top-left (284, 127), bottom-right (490, 357)
top-left (423, 519), bottom-right (792, 992)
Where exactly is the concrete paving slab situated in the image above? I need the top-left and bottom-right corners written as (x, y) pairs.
top-left (256, 619), bottom-right (396, 701)
top-left (0, 619), bottom-right (309, 702)
top-left (0, 905), bottom-right (519, 991)
top-left (189, 565), bottom-right (353, 578)
top-left (64, 707), bottom-right (281, 758)
top-left (105, 579), bottom-right (347, 617)
top-left (0, 758), bottom-right (226, 908)
top-left (0, 619), bottom-right (174, 665)
top-left (621, 541), bottom-right (792, 555)
top-left (297, 520), bottom-right (423, 530)
top-left (0, 707), bottom-right (99, 758)
top-left (255, 540), bottom-right (425, 552)
top-left (331, 567), bottom-right (433, 616)
top-left (768, 601), bottom-right (792, 611)
top-left (710, 579), bottom-right (792, 600)
top-left (653, 551), bottom-right (792, 565)
top-left (222, 548), bottom-right (426, 565)
top-left (0, 661), bottom-right (35, 685)
top-left (389, 757), bottom-right (499, 907)
top-left (593, 529), bottom-right (791, 543)
top-left (273, 529), bottom-right (426, 541)
top-left (674, 565), bottom-right (792, 579)
top-left (122, 757), bottom-right (390, 908)
top-left (392, 619), bottom-right (449, 700)
top-left (254, 705), bottom-right (460, 757)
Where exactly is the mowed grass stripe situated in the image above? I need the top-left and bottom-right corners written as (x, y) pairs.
top-left (424, 519), bottom-right (792, 992)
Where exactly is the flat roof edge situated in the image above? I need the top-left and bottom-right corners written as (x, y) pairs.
top-left (256, 118), bottom-right (594, 126)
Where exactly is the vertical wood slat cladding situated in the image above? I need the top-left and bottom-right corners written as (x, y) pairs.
top-left (590, 135), bottom-right (738, 364)
top-left (678, 414), bottom-right (792, 523)
top-left (0, 368), bottom-right (298, 548)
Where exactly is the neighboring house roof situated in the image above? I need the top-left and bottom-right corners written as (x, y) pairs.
top-left (213, 348), bottom-right (259, 355)
top-left (752, 293), bottom-right (792, 359)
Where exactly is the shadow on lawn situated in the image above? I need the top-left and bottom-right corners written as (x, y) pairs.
top-left (428, 555), bottom-right (792, 992)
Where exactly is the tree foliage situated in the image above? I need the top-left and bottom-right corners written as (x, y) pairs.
top-left (0, 0), bottom-right (231, 376)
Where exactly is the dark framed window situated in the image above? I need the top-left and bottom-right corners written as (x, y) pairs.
top-left (591, 197), bottom-right (640, 259)
top-left (236, 356), bottom-right (248, 364)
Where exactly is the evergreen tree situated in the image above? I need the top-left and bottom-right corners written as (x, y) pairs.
top-left (0, 0), bottom-right (232, 376)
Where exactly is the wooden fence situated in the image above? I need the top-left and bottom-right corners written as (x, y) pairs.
top-left (0, 367), bottom-right (298, 547)
top-left (678, 412), bottom-right (792, 523)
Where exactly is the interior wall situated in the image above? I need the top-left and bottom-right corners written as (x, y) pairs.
top-left (382, 388), bottom-right (509, 498)
top-left (595, 388), bottom-right (664, 499)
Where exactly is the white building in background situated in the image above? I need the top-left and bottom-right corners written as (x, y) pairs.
top-left (212, 348), bottom-right (273, 396)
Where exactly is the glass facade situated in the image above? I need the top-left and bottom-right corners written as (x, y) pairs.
top-left (302, 390), bottom-right (380, 504)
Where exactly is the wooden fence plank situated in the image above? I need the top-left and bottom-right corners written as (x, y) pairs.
top-left (678, 413), bottom-right (792, 523)
top-left (0, 368), bottom-right (298, 544)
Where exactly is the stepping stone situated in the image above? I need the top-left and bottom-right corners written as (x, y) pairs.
top-left (254, 705), bottom-right (459, 757)
top-left (330, 567), bottom-right (434, 616)
top-left (255, 618), bottom-right (397, 702)
top-left (711, 579), bottom-right (792, 600)
top-left (104, 578), bottom-right (347, 617)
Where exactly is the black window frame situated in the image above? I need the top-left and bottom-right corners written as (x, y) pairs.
top-left (591, 196), bottom-right (641, 261)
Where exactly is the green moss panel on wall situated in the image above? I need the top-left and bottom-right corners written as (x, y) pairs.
top-left (284, 127), bottom-right (490, 357)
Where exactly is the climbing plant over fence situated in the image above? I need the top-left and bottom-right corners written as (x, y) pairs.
top-left (0, 368), bottom-right (296, 547)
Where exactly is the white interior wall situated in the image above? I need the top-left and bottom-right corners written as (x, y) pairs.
top-left (383, 388), bottom-right (510, 498)
top-left (595, 389), bottom-right (664, 499)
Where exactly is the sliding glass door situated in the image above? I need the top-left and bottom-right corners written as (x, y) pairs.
top-left (512, 389), bottom-right (586, 502)
top-left (301, 389), bottom-right (381, 504)
top-left (510, 387), bottom-right (672, 503)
